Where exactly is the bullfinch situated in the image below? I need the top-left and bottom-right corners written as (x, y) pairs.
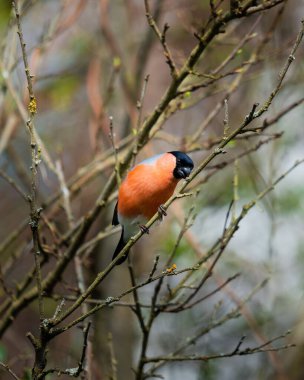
top-left (112, 151), bottom-right (194, 264)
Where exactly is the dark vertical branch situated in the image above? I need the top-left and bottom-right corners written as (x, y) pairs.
top-left (11, 0), bottom-right (43, 319)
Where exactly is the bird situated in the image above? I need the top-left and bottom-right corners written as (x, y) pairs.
top-left (112, 151), bottom-right (194, 265)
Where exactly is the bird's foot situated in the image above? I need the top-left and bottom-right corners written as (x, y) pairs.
top-left (158, 204), bottom-right (167, 220)
top-left (139, 225), bottom-right (149, 234)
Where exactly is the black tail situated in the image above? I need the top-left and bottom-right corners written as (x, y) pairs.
top-left (112, 228), bottom-right (130, 265)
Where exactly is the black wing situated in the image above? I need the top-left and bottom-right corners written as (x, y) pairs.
top-left (112, 201), bottom-right (119, 226)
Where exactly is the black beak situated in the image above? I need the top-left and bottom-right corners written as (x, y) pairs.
top-left (180, 167), bottom-right (192, 178)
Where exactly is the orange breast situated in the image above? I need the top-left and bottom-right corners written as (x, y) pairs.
top-left (118, 153), bottom-right (178, 220)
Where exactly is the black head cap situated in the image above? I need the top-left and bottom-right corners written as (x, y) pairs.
top-left (169, 151), bottom-right (194, 179)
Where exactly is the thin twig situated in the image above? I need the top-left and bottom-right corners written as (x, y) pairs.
top-left (144, 0), bottom-right (178, 78)
top-left (43, 322), bottom-right (91, 378)
top-left (0, 362), bottom-right (21, 380)
top-left (223, 98), bottom-right (229, 138)
top-left (128, 258), bottom-right (147, 333)
top-left (12, 0), bottom-right (43, 322)
top-left (0, 168), bottom-right (28, 201)
top-left (49, 266), bottom-right (197, 336)
top-left (109, 116), bottom-right (121, 186)
top-left (255, 19), bottom-right (304, 117)
top-left (55, 160), bottom-right (74, 228)
top-left (107, 332), bottom-right (118, 380)
top-left (145, 278), bottom-right (270, 376)
top-left (144, 340), bottom-right (295, 363)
